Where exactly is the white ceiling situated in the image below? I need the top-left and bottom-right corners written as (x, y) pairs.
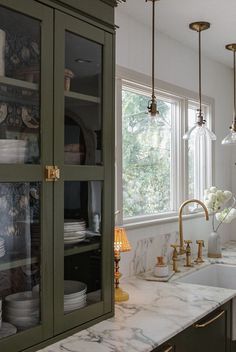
top-left (118, 0), bottom-right (236, 67)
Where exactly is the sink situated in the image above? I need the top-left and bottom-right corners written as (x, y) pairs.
top-left (177, 264), bottom-right (236, 339)
top-left (177, 264), bottom-right (236, 289)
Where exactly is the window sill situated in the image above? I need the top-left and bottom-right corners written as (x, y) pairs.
top-left (123, 211), bottom-right (206, 230)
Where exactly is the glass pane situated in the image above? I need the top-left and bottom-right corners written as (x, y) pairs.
top-left (64, 31), bottom-right (102, 165)
top-left (188, 105), bottom-right (210, 203)
top-left (64, 181), bottom-right (102, 314)
top-left (0, 182), bottom-right (41, 338)
top-left (0, 6), bottom-right (41, 164)
top-left (122, 88), bottom-right (173, 218)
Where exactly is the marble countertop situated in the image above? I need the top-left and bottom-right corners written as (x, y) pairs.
top-left (37, 241), bottom-right (236, 352)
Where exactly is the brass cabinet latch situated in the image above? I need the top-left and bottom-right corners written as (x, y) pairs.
top-left (45, 166), bottom-right (60, 181)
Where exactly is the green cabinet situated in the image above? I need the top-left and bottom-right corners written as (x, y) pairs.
top-left (154, 301), bottom-right (232, 352)
top-left (0, 1), bottom-right (115, 351)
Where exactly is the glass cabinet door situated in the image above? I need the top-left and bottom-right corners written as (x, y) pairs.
top-left (64, 31), bottom-right (103, 166)
top-left (54, 11), bottom-right (114, 333)
top-left (0, 6), bottom-right (41, 165)
top-left (0, 1), bottom-right (54, 350)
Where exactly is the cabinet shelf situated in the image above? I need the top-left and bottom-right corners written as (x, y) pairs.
top-left (0, 76), bottom-right (38, 91)
top-left (64, 90), bottom-right (100, 104)
top-left (0, 255), bottom-right (38, 272)
top-left (64, 238), bottom-right (100, 256)
top-left (0, 76), bottom-right (39, 105)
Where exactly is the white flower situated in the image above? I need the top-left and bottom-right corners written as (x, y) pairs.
top-left (209, 193), bottom-right (217, 202)
top-left (210, 186), bottom-right (217, 193)
top-left (216, 190), bottom-right (225, 202)
top-left (224, 191), bottom-right (232, 201)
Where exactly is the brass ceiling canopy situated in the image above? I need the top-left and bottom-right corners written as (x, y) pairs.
top-left (189, 21), bottom-right (210, 32)
top-left (226, 44), bottom-right (236, 52)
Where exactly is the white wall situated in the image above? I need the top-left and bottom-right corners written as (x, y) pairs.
top-left (115, 9), bottom-right (236, 276)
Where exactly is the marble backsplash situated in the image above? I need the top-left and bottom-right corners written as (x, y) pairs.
top-left (120, 231), bottom-right (179, 278)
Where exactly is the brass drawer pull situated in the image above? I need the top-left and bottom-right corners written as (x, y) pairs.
top-left (194, 310), bottom-right (225, 328)
top-left (161, 346), bottom-right (174, 352)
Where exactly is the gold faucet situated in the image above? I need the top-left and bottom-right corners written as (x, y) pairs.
top-left (178, 199), bottom-right (209, 254)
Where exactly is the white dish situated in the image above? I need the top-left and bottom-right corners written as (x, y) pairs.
top-left (64, 280), bottom-right (87, 296)
top-left (64, 296), bottom-right (86, 305)
top-left (64, 238), bottom-right (86, 244)
top-left (64, 231), bottom-right (85, 237)
top-left (5, 291), bottom-right (39, 308)
top-left (0, 156), bottom-right (25, 164)
top-left (64, 234), bottom-right (85, 240)
top-left (0, 322), bottom-right (17, 338)
top-left (64, 227), bottom-right (85, 232)
top-left (5, 306), bottom-right (39, 316)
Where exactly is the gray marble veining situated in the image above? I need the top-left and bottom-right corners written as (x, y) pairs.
top-left (37, 242), bottom-right (236, 352)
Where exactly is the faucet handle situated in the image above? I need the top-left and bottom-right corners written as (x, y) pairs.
top-left (171, 244), bottom-right (180, 273)
top-left (195, 240), bottom-right (205, 264)
top-left (184, 240), bottom-right (192, 245)
top-left (184, 240), bottom-right (193, 267)
top-left (171, 243), bottom-right (180, 248)
top-left (171, 243), bottom-right (180, 251)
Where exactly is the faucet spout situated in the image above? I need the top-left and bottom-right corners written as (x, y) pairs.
top-left (178, 199), bottom-right (209, 254)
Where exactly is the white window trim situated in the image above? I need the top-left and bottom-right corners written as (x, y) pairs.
top-left (115, 65), bottom-right (215, 227)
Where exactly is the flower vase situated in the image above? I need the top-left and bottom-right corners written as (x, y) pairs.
top-left (208, 231), bottom-right (222, 258)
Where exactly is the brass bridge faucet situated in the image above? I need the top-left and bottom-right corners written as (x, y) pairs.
top-left (178, 199), bottom-right (209, 254)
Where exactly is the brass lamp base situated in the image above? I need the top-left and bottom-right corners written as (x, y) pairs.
top-left (115, 287), bottom-right (129, 302)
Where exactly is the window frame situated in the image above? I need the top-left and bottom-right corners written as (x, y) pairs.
top-left (115, 66), bottom-right (215, 227)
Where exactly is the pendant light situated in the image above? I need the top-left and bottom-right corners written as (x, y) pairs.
top-left (183, 22), bottom-right (216, 141)
top-left (146, 0), bottom-right (159, 117)
top-left (222, 44), bottom-right (236, 145)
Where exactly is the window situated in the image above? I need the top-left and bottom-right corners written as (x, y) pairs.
top-left (116, 73), bottom-right (214, 225)
top-left (122, 87), bottom-right (175, 218)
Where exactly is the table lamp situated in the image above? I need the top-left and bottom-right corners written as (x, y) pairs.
top-left (114, 227), bottom-right (131, 302)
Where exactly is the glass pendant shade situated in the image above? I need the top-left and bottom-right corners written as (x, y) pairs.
top-left (222, 44), bottom-right (236, 146)
top-left (222, 129), bottom-right (236, 145)
top-left (183, 123), bottom-right (217, 141)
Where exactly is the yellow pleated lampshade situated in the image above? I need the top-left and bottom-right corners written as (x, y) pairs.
top-left (114, 227), bottom-right (131, 253)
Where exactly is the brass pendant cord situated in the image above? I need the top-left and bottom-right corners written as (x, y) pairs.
top-left (234, 50), bottom-right (236, 122)
top-left (151, 0), bottom-right (155, 100)
top-left (198, 29), bottom-right (202, 116)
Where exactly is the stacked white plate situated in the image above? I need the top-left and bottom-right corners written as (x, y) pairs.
top-left (0, 139), bottom-right (27, 164)
top-left (0, 322), bottom-right (17, 338)
top-left (4, 291), bottom-right (39, 330)
top-left (0, 237), bottom-right (5, 258)
top-left (64, 221), bottom-right (86, 245)
top-left (64, 280), bottom-right (87, 314)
